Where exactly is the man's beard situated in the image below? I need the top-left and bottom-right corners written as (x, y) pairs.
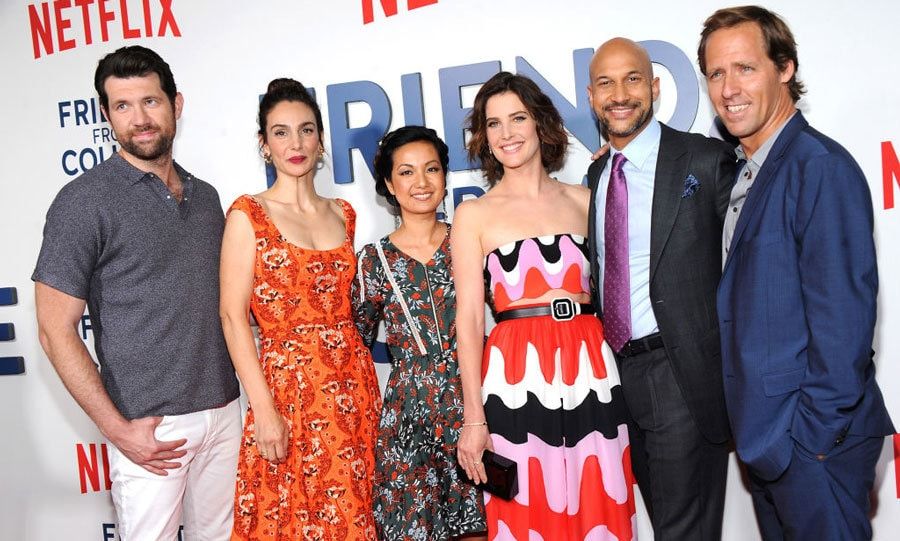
top-left (119, 125), bottom-right (175, 161)
top-left (599, 99), bottom-right (653, 140)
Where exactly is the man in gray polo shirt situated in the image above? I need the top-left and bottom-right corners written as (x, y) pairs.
top-left (33, 46), bottom-right (241, 540)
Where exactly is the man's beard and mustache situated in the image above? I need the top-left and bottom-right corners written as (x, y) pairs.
top-left (598, 98), bottom-right (653, 140)
top-left (119, 122), bottom-right (175, 161)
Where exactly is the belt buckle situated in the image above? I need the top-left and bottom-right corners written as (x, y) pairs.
top-left (550, 298), bottom-right (576, 322)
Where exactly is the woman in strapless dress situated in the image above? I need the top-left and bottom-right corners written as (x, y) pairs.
top-left (451, 72), bottom-right (636, 541)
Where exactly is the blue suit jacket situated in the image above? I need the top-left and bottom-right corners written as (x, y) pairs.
top-left (718, 112), bottom-right (894, 481)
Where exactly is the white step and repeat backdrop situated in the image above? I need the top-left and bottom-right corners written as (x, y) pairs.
top-left (1, 1), bottom-right (898, 539)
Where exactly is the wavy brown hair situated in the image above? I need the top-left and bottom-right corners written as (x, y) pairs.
top-left (698, 5), bottom-right (805, 103)
top-left (466, 72), bottom-right (569, 187)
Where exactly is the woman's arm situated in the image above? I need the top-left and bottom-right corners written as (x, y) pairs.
top-left (450, 200), bottom-right (493, 483)
top-left (219, 210), bottom-right (289, 463)
top-left (351, 245), bottom-right (384, 348)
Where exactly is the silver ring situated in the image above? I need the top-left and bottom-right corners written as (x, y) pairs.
top-left (473, 461), bottom-right (481, 466)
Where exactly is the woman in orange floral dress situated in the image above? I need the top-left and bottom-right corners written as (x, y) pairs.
top-left (220, 78), bottom-right (381, 540)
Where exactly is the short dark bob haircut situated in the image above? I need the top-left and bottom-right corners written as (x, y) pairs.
top-left (95, 45), bottom-right (177, 111)
top-left (258, 78), bottom-right (325, 143)
top-left (466, 72), bottom-right (568, 187)
top-left (698, 5), bottom-right (805, 103)
top-left (373, 125), bottom-right (449, 210)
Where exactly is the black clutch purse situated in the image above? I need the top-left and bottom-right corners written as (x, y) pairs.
top-left (458, 449), bottom-right (519, 501)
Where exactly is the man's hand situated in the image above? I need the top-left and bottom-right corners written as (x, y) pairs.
top-left (36, 283), bottom-right (188, 476)
top-left (108, 417), bottom-right (188, 476)
top-left (591, 143), bottom-right (610, 161)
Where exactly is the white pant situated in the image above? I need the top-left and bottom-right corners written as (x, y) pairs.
top-left (109, 399), bottom-right (242, 541)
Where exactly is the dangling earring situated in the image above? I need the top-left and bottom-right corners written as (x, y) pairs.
top-left (260, 146), bottom-right (272, 164)
top-left (317, 145), bottom-right (325, 160)
top-left (393, 212), bottom-right (401, 230)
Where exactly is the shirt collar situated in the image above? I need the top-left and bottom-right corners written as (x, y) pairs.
top-left (110, 152), bottom-right (193, 186)
top-left (736, 110), bottom-right (796, 168)
top-left (610, 117), bottom-right (661, 171)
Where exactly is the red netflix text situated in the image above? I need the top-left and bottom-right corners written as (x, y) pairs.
top-left (76, 442), bottom-right (112, 494)
top-left (362, 0), bottom-right (439, 25)
top-left (28, 0), bottom-right (181, 60)
top-left (883, 141), bottom-right (900, 210)
top-left (894, 434), bottom-right (899, 499)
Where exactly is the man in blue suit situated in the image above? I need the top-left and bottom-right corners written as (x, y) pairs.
top-left (698, 6), bottom-right (894, 540)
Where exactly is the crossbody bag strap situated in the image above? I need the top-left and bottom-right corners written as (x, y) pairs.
top-left (375, 240), bottom-right (428, 356)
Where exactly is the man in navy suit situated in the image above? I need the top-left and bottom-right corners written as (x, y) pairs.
top-left (699, 6), bottom-right (894, 540)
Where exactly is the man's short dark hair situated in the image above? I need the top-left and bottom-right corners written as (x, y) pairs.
top-left (94, 45), bottom-right (177, 111)
top-left (698, 5), bottom-right (805, 102)
top-left (466, 72), bottom-right (569, 187)
top-left (373, 125), bottom-right (450, 210)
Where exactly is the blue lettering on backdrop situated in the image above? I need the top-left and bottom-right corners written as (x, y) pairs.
top-left (517, 49), bottom-right (598, 153)
top-left (290, 42), bottom-right (698, 186)
top-left (439, 61), bottom-right (502, 171)
top-left (641, 40), bottom-right (699, 131)
top-left (62, 146), bottom-right (118, 176)
top-left (58, 98), bottom-right (106, 128)
top-left (401, 73), bottom-right (425, 126)
top-left (80, 315), bottom-right (92, 340)
top-left (58, 98), bottom-right (117, 176)
top-left (453, 185), bottom-right (486, 209)
top-left (102, 523), bottom-right (184, 540)
top-left (327, 81), bottom-right (392, 184)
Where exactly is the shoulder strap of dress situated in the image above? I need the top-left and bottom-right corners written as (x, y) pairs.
top-left (375, 240), bottom-right (428, 356)
top-left (226, 195), bottom-right (265, 233)
top-left (335, 198), bottom-right (355, 240)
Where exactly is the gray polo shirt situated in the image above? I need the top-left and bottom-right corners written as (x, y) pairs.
top-left (33, 153), bottom-right (239, 419)
top-left (722, 112), bottom-right (795, 264)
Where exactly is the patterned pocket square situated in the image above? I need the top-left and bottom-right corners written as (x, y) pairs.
top-left (682, 174), bottom-right (700, 198)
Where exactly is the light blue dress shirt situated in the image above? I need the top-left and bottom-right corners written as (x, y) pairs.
top-left (594, 118), bottom-right (661, 339)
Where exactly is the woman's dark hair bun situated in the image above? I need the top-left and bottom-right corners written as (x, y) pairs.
top-left (266, 78), bottom-right (305, 94)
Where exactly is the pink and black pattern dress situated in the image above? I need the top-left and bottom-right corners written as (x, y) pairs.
top-left (481, 233), bottom-right (636, 540)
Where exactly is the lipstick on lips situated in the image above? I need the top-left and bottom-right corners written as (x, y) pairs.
top-left (287, 156), bottom-right (306, 164)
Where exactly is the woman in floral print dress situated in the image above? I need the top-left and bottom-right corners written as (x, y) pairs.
top-left (220, 78), bottom-right (380, 540)
top-left (352, 126), bottom-right (486, 541)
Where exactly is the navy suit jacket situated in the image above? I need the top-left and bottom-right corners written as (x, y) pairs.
top-left (718, 112), bottom-right (894, 481)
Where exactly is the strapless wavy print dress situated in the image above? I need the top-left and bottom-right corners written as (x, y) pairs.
top-left (481, 233), bottom-right (636, 540)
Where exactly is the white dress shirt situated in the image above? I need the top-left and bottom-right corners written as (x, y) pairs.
top-left (594, 118), bottom-right (661, 339)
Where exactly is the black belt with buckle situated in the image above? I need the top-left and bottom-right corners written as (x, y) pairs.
top-left (617, 332), bottom-right (665, 357)
top-left (495, 298), bottom-right (595, 323)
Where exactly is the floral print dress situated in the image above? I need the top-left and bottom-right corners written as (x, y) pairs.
top-left (352, 227), bottom-right (486, 541)
top-left (229, 195), bottom-right (381, 541)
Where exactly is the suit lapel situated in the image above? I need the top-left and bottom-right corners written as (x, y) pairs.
top-left (587, 154), bottom-right (609, 313)
top-left (722, 112), bottom-right (808, 275)
top-left (649, 124), bottom-right (689, 283)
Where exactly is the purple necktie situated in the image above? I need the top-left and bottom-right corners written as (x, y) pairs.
top-left (604, 152), bottom-right (631, 352)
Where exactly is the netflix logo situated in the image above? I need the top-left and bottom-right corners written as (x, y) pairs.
top-left (883, 141), bottom-right (899, 210)
top-left (27, 0), bottom-right (181, 60)
top-left (362, 0), bottom-right (439, 25)
top-left (76, 442), bottom-right (111, 494)
top-left (895, 434), bottom-right (900, 499)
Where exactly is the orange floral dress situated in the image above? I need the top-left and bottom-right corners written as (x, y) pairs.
top-left (229, 195), bottom-right (381, 541)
